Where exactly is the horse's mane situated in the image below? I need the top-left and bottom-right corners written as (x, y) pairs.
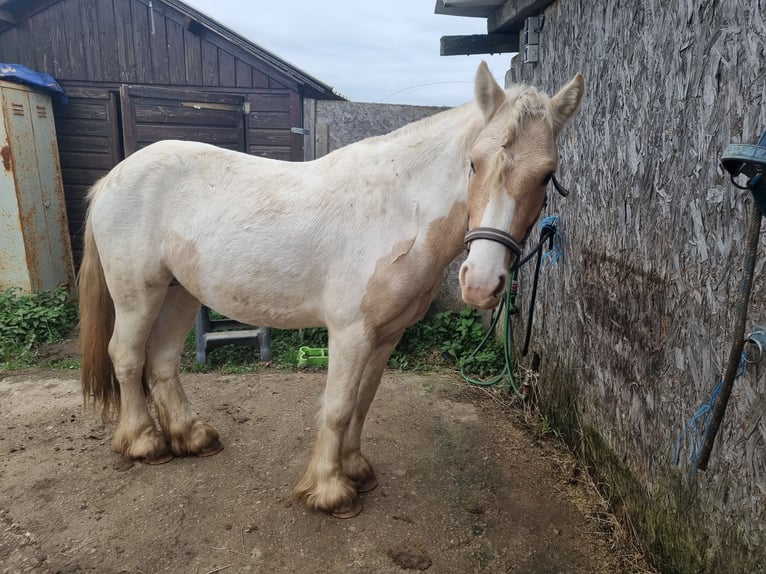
top-left (369, 83), bottom-right (553, 146)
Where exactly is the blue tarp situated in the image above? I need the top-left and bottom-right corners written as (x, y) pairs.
top-left (0, 63), bottom-right (68, 103)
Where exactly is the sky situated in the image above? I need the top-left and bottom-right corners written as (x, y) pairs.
top-left (183, 1), bottom-right (515, 107)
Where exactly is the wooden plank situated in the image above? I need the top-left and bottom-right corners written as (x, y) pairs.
top-left (55, 101), bottom-right (109, 120)
top-left (54, 118), bottom-right (109, 137)
top-left (288, 90), bottom-right (302, 161)
top-left (119, 84), bottom-right (137, 155)
top-left (302, 98), bottom-right (316, 161)
top-left (113, 0), bottom-right (136, 82)
top-left (104, 91), bottom-right (122, 164)
top-left (133, 105), bottom-right (242, 127)
top-left (78, 0), bottom-right (103, 81)
top-left (0, 27), bottom-right (20, 63)
top-left (235, 58), bottom-right (252, 88)
top-left (47, 2), bottom-right (69, 77)
top-left (487, 0), bottom-right (555, 33)
top-left (55, 84), bottom-right (113, 99)
top-left (58, 151), bottom-right (114, 170)
top-left (248, 111), bottom-right (291, 129)
top-left (219, 49), bottom-right (236, 87)
top-left (315, 122), bottom-right (329, 158)
top-left (249, 92), bottom-right (291, 112)
top-left (440, 33), bottom-right (519, 56)
top-left (61, 168), bottom-right (107, 185)
top-left (124, 85), bottom-right (243, 104)
top-left (201, 40), bottom-right (219, 86)
top-left (60, 1), bottom-right (86, 79)
top-left (149, 6), bottom-right (170, 84)
top-left (57, 133), bottom-right (110, 150)
top-left (247, 129), bottom-right (293, 147)
top-left (184, 28), bottom-right (203, 85)
top-left (135, 124), bottom-right (243, 145)
top-left (131, 0), bottom-right (152, 82)
top-left (252, 68), bottom-right (269, 88)
top-left (269, 77), bottom-right (289, 89)
top-left (95, 0), bottom-right (120, 81)
top-left (166, 19), bottom-right (186, 84)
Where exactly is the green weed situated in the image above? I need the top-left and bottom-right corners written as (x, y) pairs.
top-left (0, 287), bottom-right (77, 369)
top-left (391, 307), bottom-right (504, 376)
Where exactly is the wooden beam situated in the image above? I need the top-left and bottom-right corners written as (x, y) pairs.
top-left (440, 33), bottom-right (519, 56)
top-left (0, 10), bottom-right (15, 24)
top-left (488, 0), bottom-right (555, 33)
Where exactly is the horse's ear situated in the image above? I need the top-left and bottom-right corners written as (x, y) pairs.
top-left (475, 61), bottom-right (506, 123)
top-left (550, 73), bottom-right (585, 136)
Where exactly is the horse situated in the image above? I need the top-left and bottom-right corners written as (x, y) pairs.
top-left (78, 62), bottom-right (584, 518)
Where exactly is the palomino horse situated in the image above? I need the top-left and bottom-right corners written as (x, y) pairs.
top-left (79, 62), bottom-right (584, 518)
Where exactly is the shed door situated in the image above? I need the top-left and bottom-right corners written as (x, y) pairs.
top-left (120, 85), bottom-right (246, 155)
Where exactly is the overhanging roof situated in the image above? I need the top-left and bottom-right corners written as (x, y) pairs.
top-left (435, 0), bottom-right (556, 56)
top-left (434, 0), bottom-right (506, 18)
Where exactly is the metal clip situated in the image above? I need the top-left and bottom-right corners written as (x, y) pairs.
top-left (744, 325), bottom-right (766, 364)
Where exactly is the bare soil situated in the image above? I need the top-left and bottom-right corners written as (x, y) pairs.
top-left (0, 366), bottom-right (655, 574)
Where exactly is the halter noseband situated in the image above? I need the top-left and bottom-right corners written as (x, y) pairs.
top-left (464, 227), bottom-right (523, 258)
top-left (463, 174), bottom-right (570, 257)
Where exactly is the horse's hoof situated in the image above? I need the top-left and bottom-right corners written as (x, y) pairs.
top-left (198, 440), bottom-right (224, 457)
top-left (143, 453), bottom-right (174, 465)
top-left (356, 477), bottom-right (378, 493)
top-left (330, 498), bottom-right (363, 519)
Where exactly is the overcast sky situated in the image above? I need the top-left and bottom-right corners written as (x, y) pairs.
top-left (183, 1), bottom-right (515, 107)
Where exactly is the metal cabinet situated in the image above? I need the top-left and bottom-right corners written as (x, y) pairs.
top-left (0, 80), bottom-right (74, 293)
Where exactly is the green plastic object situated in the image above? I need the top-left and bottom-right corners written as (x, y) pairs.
top-left (297, 346), bottom-right (329, 367)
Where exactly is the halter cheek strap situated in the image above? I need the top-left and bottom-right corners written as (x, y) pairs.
top-left (464, 227), bottom-right (523, 258)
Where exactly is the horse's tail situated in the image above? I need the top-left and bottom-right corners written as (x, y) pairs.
top-left (78, 181), bottom-right (119, 421)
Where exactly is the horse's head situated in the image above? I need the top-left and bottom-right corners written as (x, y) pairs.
top-left (459, 62), bottom-right (585, 309)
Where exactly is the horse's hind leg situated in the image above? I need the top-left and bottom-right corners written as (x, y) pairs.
top-left (109, 285), bottom-right (172, 463)
top-left (342, 337), bottom-right (401, 493)
top-left (145, 285), bottom-right (222, 457)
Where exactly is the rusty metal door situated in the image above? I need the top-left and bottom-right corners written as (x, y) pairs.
top-left (0, 80), bottom-right (74, 293)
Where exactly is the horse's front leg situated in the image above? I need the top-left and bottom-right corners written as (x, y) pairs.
top-left (293, 327), bottom-right (371, 518)
top-left (341, 336), bottom-right (401, 494)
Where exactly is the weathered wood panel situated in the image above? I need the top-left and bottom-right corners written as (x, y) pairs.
top-left (0, 0), bottom-right (302, 92)
top-left (52, 88), bottom-right (116, 263)
top-left (508, 0), bottom-right (766, 571)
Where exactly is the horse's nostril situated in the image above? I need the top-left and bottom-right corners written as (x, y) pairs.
top-left (492, 275), bottom-right (506, 297)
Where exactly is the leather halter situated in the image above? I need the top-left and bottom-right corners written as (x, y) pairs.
top-left (463, 174), bottom-right (570, 257)
top-left (464, 227), bottom-right (523, 258)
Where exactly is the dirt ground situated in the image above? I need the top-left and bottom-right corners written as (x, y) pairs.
top-left (0, 366), bottom-right (656, 574)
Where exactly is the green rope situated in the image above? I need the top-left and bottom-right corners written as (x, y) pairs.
top-left (460, 271), bottom-right (524, 397)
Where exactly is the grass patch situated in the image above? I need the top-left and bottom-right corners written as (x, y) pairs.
top-left (0, 287), bottom-right (77, 370)
top-left (1, 293), bottom-right (506, 382)
top-left (180, 307), bottom-right (505, 377)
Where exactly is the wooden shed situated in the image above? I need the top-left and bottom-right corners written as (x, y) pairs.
top-left (0, 0), bottom-right (342, 262)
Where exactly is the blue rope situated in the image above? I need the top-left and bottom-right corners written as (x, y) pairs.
top-left (539, 215), bottom-right (564, 267)
top-left (674, 352), bottom-right (746, 476)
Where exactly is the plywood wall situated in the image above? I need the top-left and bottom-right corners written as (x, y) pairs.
top-left (509, 1), bottom-right (766, 570)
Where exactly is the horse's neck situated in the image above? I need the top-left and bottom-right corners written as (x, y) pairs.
top-left (358, 103), bottom-right (483, 215)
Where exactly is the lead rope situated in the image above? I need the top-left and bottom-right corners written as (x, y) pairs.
top-left (461, 217), bottom-right (560, 396)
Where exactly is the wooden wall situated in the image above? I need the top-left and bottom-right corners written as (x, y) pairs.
top-left (509, 1), bottom-right (766, 571)
top-left (0, 0), bottom-right (294, 90)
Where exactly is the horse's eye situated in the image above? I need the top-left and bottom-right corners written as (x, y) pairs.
top-left (542, 172), bottom-right (554, 186)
